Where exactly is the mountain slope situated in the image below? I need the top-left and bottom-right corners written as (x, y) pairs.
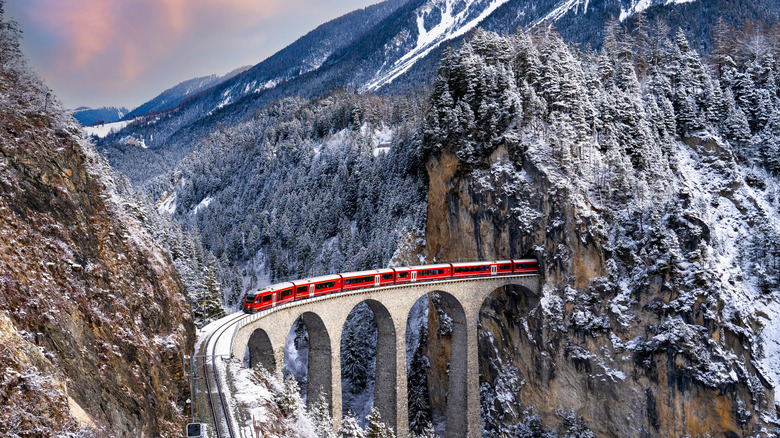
top-left (0, 5), bottom-right (194, 436)
top-left (123, 65), bottom-right (250, 120)
top-left (101, 0), bottom-right (780, 189)
top-left (422, 27), bottom-right (780, 436)
top-left (72, 105), bottom-right (128, 125)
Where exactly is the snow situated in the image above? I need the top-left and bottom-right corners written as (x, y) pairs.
top-left (371, 125), bottom-right (394, 146)
top-left (618, 0), bottom-right (697, 22)
top-left (82, 120), bottom-right (132, 138)
top-left (757, 298), bottom-right (780, 404)
top-left (373, 147), bottom-right (390, 157)
top-left (534, 0), bottom-right (591, 26)
top-left (193, 197), bottom-right (213, 215)
top-left (254, 80), bottom-right (279, 94)
top-left (157, 192), bottom-right (177, 216)
top-left (364, 0), bottom-right (512, 92)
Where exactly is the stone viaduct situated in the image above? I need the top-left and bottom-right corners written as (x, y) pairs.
top-left (230, 274), bottom-right (540, 438)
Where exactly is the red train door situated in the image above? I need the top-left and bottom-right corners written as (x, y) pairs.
top-left (309, 284), bottom-right (315, 297)
top-left (374, 275), bottom-right (380, 287)
top-left (491, 265), bottom-right (497, 275)
top-left (411, 271), bottom-right (417, 282)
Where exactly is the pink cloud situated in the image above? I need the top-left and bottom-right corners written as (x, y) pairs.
top-left (23, 0), bottom-right (297, 92)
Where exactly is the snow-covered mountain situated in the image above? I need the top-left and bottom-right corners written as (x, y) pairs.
top-left (123, 65), bottom-right (250, 120)
top-left (72, 105), bottom-right (128, 126)
top-left (99, 0), bottom-right (780, 186)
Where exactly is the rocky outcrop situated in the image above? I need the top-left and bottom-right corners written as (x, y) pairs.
top-left (0, 94), bottom-right (194, 436)
top-left (424, 143), bottom-right (778, 436)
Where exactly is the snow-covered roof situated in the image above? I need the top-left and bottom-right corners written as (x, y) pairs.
top-left (340, 269), bottom-right (394, 278)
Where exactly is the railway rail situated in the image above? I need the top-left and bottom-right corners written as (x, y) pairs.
top-left (201, 313), bottom-right (244, 438)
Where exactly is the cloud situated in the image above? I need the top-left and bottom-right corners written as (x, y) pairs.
top-left (21, 0), bottom-right (297, 93)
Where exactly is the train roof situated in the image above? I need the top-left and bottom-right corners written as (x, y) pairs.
top-left (291, 274), bottom-right (342, 285)
top-left (265, 282), bottom-right (294, 291)
top-left (450, 260), bottom-right (512, 267)
top-left (246, 282), bottom-right (293, 296)
top-left (400, 263), bottom-right (452, 271)
top-left (340, 268), bottom-right (394, 278)
top-left (512, 258), bottom-right (539, 263)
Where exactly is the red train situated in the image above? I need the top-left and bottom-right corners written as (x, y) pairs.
top-left (242, 259), bottom-right (539, 313)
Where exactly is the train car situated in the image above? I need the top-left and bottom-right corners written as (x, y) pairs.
top-left (495, 260), bottom-right (514, 275)
top-left (243, 282), bottom-right (296, 313)
top-left (407, 263), bottom-right (452, 282)
top-left (393, 267), bottom-right (413, 284)
top-left (242, 290), bottom-right (260, 313)
top-left (243, 289), bottom-right (271, 313)
top-left (341, 269), bottom-right (395, 291)
top-left (513, 259), bottom-right (539, 274)
top-left (449, 260), bottom-right (508, 278)
top-left (272, 282), bottom-right (296, 306)
top-left (292, 274), bottom-right (343, 300)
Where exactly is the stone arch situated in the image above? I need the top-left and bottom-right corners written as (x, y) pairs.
top-left (286, 311), bottom-right (332, 410)
top-left (405, 294), bottom-right (433, 436)
top-left (477, 283), bottom-right (542, 436)
top-left (340, 300), bottom-right (397, 427)
top-left (426, 290), bottom-right (467, 438)
top-left (247, 328), bottom-right (276, 372)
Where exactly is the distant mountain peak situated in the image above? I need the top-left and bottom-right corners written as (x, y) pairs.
top-left (365, 0), bottom-right (512, 91)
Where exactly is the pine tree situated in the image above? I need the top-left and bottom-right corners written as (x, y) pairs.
top-left (278, 375), bottom-right (303, 418)
top-left (365, 407), bottom-right (395, 438)
top-left (310, 394), bottom-right (336, 438)
top-left (412, 423), bottom-right (436, 438)
top-left (338, 414), bottom-right (366, 438)
top-left (407, 334), bottom-right (432, 435)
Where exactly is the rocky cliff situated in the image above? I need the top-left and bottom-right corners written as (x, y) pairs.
top-left (0, 10), bottom-right (195, 436)
top-left (425, 141), bottom-right (779, 436)
top-left (421, 27), bottom-right (780, 437)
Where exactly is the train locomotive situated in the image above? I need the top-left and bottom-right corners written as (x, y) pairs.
top-left (242, 259), bottom-right (539, 313)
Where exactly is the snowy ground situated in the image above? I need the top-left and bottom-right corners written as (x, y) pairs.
top-left (196, 312), bottom-right (249, 438)
top-left (82, 120), bottom-right (133, 138)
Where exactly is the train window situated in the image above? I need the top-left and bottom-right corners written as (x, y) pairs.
top-left (420, 269), bottom-right (444, 276)
top-left (315, 281), bottom-right (336, 290)
top-left (382, 273), bottom-right (393, 280)
top-left (398, 272), bottom-right (409, 278)
top-left (262, 295), bottom-right (272, 303)
top-left (454, 265), bottom-right (490, 273)
top-left (500, 264), bottom-right (511, 270)
top-left (245, 294), bottom-right (257, 303)
top-left (281, 289), bottom-right (293, 300)
top-left (297, 286), bottom-right (308, 294)
top-left (346, 276), bottom-right (373, 285)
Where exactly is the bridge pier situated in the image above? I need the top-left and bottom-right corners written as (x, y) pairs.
top-left (465, 312), bottom-right (481, 438)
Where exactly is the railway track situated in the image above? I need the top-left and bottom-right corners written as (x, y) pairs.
top-left (201, 313), bottom-right (245, 438)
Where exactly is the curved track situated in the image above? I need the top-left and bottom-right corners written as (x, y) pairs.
top-left (202, 313), bottom-right (244, 438)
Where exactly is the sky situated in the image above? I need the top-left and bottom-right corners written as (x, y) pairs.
top-left (5, 0), bottom-right (382, 110)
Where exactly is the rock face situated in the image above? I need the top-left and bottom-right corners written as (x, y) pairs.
top-left (0, 49), bottom-right (195, 437)
top-left (425, 144), bottom-right (778, 436)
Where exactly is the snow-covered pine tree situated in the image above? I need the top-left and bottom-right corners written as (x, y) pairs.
top-left (412, 423), bottom-right (436, 438)
top-left (310, 394), bottom-right (336, 438)
top-left (407, 335), bottom-right (432, 435)
top-left (365, 407), bottom-right (395, 438)
top-left (338, 414), bottom-right (366, 438)
top-left (278, 375), bottom-right (303, 418)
